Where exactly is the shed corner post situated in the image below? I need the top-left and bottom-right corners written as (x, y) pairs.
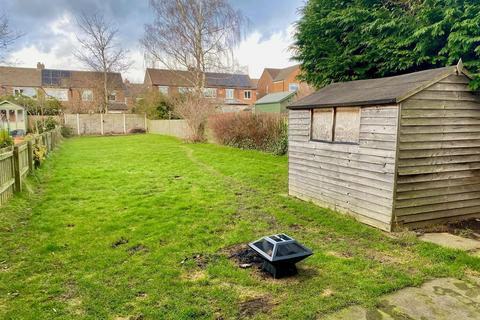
top-left (389, 103), bottom-right (403, 231)
top-left (13, 145), bottom-right (22, 192)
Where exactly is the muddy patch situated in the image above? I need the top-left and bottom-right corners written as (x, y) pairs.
top-left (223, 244), bottom-right (263, 269)
top-left (180, 253), bottom-right (220, 268)
top-left (127, 244), bottom-right (148, 255)
top-left (111, 237), bottom-right (129, 248)
top-left (419, 218), bottom-right (480, 240)
top-left (238, 297), bottom-right (275, 318)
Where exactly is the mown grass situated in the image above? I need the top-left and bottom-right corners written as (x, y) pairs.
top-left (1, 134), bottom-right (479, 319)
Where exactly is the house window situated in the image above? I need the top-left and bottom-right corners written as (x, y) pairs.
top-left (108, 91), bottom-right (116, 101)
top-left (158, 86), bottom-right (169, 95)
top-left (178, 87), bottom-right (191, 94)
top-left (17, 109), bottom-right (24, 122)
top-left (244, 90), bottom-right (252, 100)
top-left (82, 89), bottom-right (93, 101)
top-left (288, 83), bottom-right (299, 92)
top-left (203, 88), bottom-right (217, 98)
top-left (44, 88), bottom-right (69, 101)
top-left (311, 107), bottom-right (360, 144)
top-left (225, 88), bottom-right (234, 100)
top-left (13, 87), bottom-right (37, 98)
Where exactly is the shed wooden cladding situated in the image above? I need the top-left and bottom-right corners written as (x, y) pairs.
top-left (287, 61), bottom-right (480, 231)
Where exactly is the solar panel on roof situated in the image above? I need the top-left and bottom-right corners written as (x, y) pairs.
top-left (42, 69), bottom-right (71, 86)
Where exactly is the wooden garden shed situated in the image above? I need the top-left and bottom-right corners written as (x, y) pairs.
top-left (0, 100), bottom-right (27, 135)
top-left (287, 61), bottom-right (480, 231)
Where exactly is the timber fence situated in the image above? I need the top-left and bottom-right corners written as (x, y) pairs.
top-left (0, 127), bottom-right (62, 206)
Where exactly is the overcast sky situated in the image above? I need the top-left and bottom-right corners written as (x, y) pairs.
top-left (2, 0), bottom-right (305, 82)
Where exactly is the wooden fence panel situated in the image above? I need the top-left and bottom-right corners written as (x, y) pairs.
top-left (0, 147), bottom-right (14, 206)
top-left (0, 128), bottom-right (62, 207)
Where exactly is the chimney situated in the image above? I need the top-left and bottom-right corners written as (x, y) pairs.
top-left (37, 62), bottom-right (45, 70)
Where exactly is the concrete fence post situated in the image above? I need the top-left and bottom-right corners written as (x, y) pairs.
top-left (123, 113), bottom-right (127, 134)
top-left (101, 113), bottom-right (104, 135)
top-left (76, 113), bottom-right (80, 136)
top-left (144, 113), bottom-right (147, 132)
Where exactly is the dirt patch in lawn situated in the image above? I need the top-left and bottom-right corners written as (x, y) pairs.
top-left (181, 253), bottom-right (220, 268)
top-left (127, 244), bottom-right (148, 255)
top-left (223, 244), bottom-right (264, 269)
top-left (418, 218), bottom-right (480, 240)
top-left (111, 237), bottom-right (129, 248)
top-left (238, 296), bottom-right (275, 318)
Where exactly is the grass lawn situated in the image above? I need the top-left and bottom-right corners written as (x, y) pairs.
top-left (1, 134), bottom-right (480, 319)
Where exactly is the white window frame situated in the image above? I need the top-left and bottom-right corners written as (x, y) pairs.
top-left (244, 90), bottom-right (252, 100)
top-left (13, 87), bottom-right (37, 98)
top-left (108, 91), bottom-right (117, 102)
top-left (225, 88), bottom-right (234, 100)
top-left (288, 83), bottom-right (299, 92)
top-left (203, 87), bottom-right (217, 98)
top-left (158, 86), bottom-right (169, 95)
top-left (178, 87), bottom-right (192, 94)
top-left (82, 89), bottom-right (93, 102)
top-left (44, 88), bottom-right (69, 101)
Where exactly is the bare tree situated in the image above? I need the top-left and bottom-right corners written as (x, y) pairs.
top-left (173, 93), bottom-right (217, 142)
top-left (75, 13), bottom-right (131, 113)
top-left (142, 0), bottom-right (245, 140)
top-left (143, 0), bottom-right (245, 91)
top-left (0, 13), bottom-right (23, 62)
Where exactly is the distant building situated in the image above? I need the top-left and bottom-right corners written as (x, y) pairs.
top-left (124, 80), bottom-right (147, 109)
top-left (0, 63), bottom-right (127, 113)
top-left (257, 64), bottom-right (314, 100)
top-left (254, 91), bottom-right (296, 113)
top-left (144, 68), bottom-right (257, 111)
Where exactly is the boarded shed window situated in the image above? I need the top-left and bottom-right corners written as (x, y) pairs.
top-left (334, 107), bottom-right (360, 143)
top-left (311, 107), bottom-right (360, 143)
top-left (311, 108), bottom-right (333, 141)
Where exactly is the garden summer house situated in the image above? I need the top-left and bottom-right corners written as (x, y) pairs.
top-left (0, 100), bottom-right (27, 135)
top-left (287, 61), bottom-right (480, 231)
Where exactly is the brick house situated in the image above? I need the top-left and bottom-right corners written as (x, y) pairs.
top-left (0, 63), bottom-right (127, 113)
top-left (144, 68), bottom-right (257, 111)
top-left (257, 64), bottom-right (314, 99)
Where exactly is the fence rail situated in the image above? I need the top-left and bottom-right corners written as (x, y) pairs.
top-left (0, 127), bottom-right (62, 206)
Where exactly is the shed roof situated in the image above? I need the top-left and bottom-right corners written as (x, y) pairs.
top-left (288, 65), bottom-right (467, 109)
top-left (146, 69), bottom-right (253, 88)
top-left (0, 100), bottom-right (25, 109)
top-left (256, 91), bottom-right (295, 105)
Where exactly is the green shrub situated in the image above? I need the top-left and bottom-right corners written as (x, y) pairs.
top-left (0, 129), bottom-right (14, 148)
top-left (33, 144), bottom-right (47, 168)
top-left (34, 116), bottom-right (59, 133)
top-left (209, 113), bottom-right (288, 155)
top-left (61, 126), bottom-right (73, 138)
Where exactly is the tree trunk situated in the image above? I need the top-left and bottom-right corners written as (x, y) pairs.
top-left (103, 71), bottom-right (108, 114)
